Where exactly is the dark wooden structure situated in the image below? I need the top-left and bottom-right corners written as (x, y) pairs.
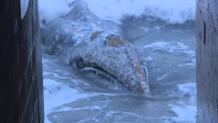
top-left (196, 0), bottom-right (218, 122)
top-left (0, 0), bottom-right (44, 123)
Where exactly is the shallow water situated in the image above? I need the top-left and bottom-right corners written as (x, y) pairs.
top-left (42, 15), bottom-right (196, 123)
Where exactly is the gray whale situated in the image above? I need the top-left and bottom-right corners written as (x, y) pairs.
top-left (41, 0), bottom-right (149, 94)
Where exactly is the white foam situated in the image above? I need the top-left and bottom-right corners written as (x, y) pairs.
top-left (169, 83), bottom-right (197, 122)
top-left (178, 83), bottom-right (196, 102)
top-left (145, 56), bottom-right (153, 61)
top-left (43, 79), bottom-right (98, 123)
top-left (170, 104), bottom-right (196, 122)
top-left (38, 0), bottom-right (196, 25)
top-left (54, 105), bottom-right (103, 113)
top-left (177, 62), bottom-right (195, 67)
top-left (143, 41), bottom-right (195, 56)
top-left (143, 41), bottom-right (188, 51)
top-left (157, 73), bottom-right (169, 81)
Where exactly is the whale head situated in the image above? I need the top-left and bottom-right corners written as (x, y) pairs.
top-left (69, 32), bottom-right (150, 94)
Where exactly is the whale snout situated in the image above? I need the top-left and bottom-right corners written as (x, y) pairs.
top-left (71, 33), bottom-right (150, 94)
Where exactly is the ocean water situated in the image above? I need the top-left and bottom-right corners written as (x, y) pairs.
top-left (39, 0), bottom-right (197, 123)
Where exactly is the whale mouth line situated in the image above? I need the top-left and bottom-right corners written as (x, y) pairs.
top-left (82, 66), bottom-right (117, 80)
top-left (82, 65), bottom-right (117, 80)
top-left (72, 57), bottom-right (133, 90)
top-left (81, 66), bottom-right (134, 92)
top-left (72, 57), bottom-right (119, 81)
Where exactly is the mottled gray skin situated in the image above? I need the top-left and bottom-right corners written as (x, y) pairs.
top-left (41, 0), bottom-right (149, 94)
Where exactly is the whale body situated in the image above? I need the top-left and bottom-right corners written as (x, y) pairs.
top-left (41, 0), bottom-right (149, 94)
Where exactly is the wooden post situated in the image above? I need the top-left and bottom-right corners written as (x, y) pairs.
top-left (0, 0), bottom-right (44, 123)
top-left (196, 0), bottom-right (218, 122)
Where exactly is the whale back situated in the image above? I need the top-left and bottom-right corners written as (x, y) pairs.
top-left (66, 0), bottom-right (96, 22)
top-left (65, 0), bottom-right (123, 35)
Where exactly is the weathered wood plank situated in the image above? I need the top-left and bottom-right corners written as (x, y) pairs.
top-left (196, 0), bottom-right (218, 122)
top-left (0, 0), bottom-right (44, 123)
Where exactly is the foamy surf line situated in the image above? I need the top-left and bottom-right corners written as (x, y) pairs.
top-left (169, 83), bottom-right (197, 122)
top-left (43, 79), bottom-right (99, 123)
top-left (39, 0), bottom-right (196, 25)
top-left (142, 41), bottom-right (195, 58)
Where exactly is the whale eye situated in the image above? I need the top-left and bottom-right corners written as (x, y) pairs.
top-left (76, 58), bottom-right (85, 69)
top-left (76, 60), bottom-right (85, 69)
